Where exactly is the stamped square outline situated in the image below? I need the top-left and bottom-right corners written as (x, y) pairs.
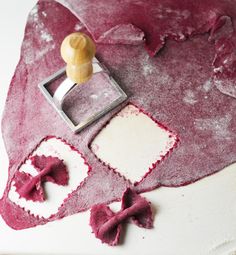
top-left (8, 136), bottom-right (92, 219)
top-left (89, 102), bottom-right (180, 185)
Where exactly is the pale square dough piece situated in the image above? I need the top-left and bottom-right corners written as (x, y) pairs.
top-left (8, 137), bottom-right (89, 218)
top-left (91, 104), bottom-right (177, 183)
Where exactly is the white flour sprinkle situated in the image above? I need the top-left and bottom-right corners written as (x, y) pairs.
top-left (74, 22), bottom-right (85, 31)
top-left (41, 31), bottom-right (53, 42)
top-left (202, 79), bottom-right (212, 92)
top-left (183, 89), bottom-right (198, 105)
top-left (195, 114), bottom-right (232, 139)
top-left (214, 66), bottom-right (223, 73)
top-left (29, 5), bottom-right (40, 23)
top-left (23, 4), bottom-right (55, 64)
top-left (142, 55), bottom-right (155, 76)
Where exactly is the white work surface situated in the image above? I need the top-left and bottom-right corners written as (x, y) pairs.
top-left (0, 1), bottom-right (236, 255)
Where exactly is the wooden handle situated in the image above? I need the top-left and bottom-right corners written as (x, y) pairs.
top-left (60, 32), bottom-right (96, 84)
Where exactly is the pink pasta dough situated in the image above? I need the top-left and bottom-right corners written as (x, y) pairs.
top-left (1, 0), bottom-right (236, 230)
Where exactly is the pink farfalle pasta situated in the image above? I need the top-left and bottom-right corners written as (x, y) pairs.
top-left (90, 188), bottom-right (153, 245)
top-left (15, 155), bottom-right (68, 202)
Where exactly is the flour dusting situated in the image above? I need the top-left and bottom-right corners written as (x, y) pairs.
top-left (214, 78), bottom-right (236, 99)
top-left (24, 3), bottom-right (55, 64)
top-left (195, 114), bottom-right (232, 139)
top-left (40, 31), bottom-right (53, 42)
top-left (142, 55), bottom-right (156, 77)
top-left (183, 89), bottom-right (198, 105)
top-left (74, 22), bottom-right (85, 31)
top-left (202, 79), bottom-right (212, 92)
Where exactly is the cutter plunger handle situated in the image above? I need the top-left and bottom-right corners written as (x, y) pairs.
top-left (60, 32), bottom-right (96, 84)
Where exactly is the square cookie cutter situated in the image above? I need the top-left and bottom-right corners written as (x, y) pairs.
top-left (39, 33), bottom-right (127, 133)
